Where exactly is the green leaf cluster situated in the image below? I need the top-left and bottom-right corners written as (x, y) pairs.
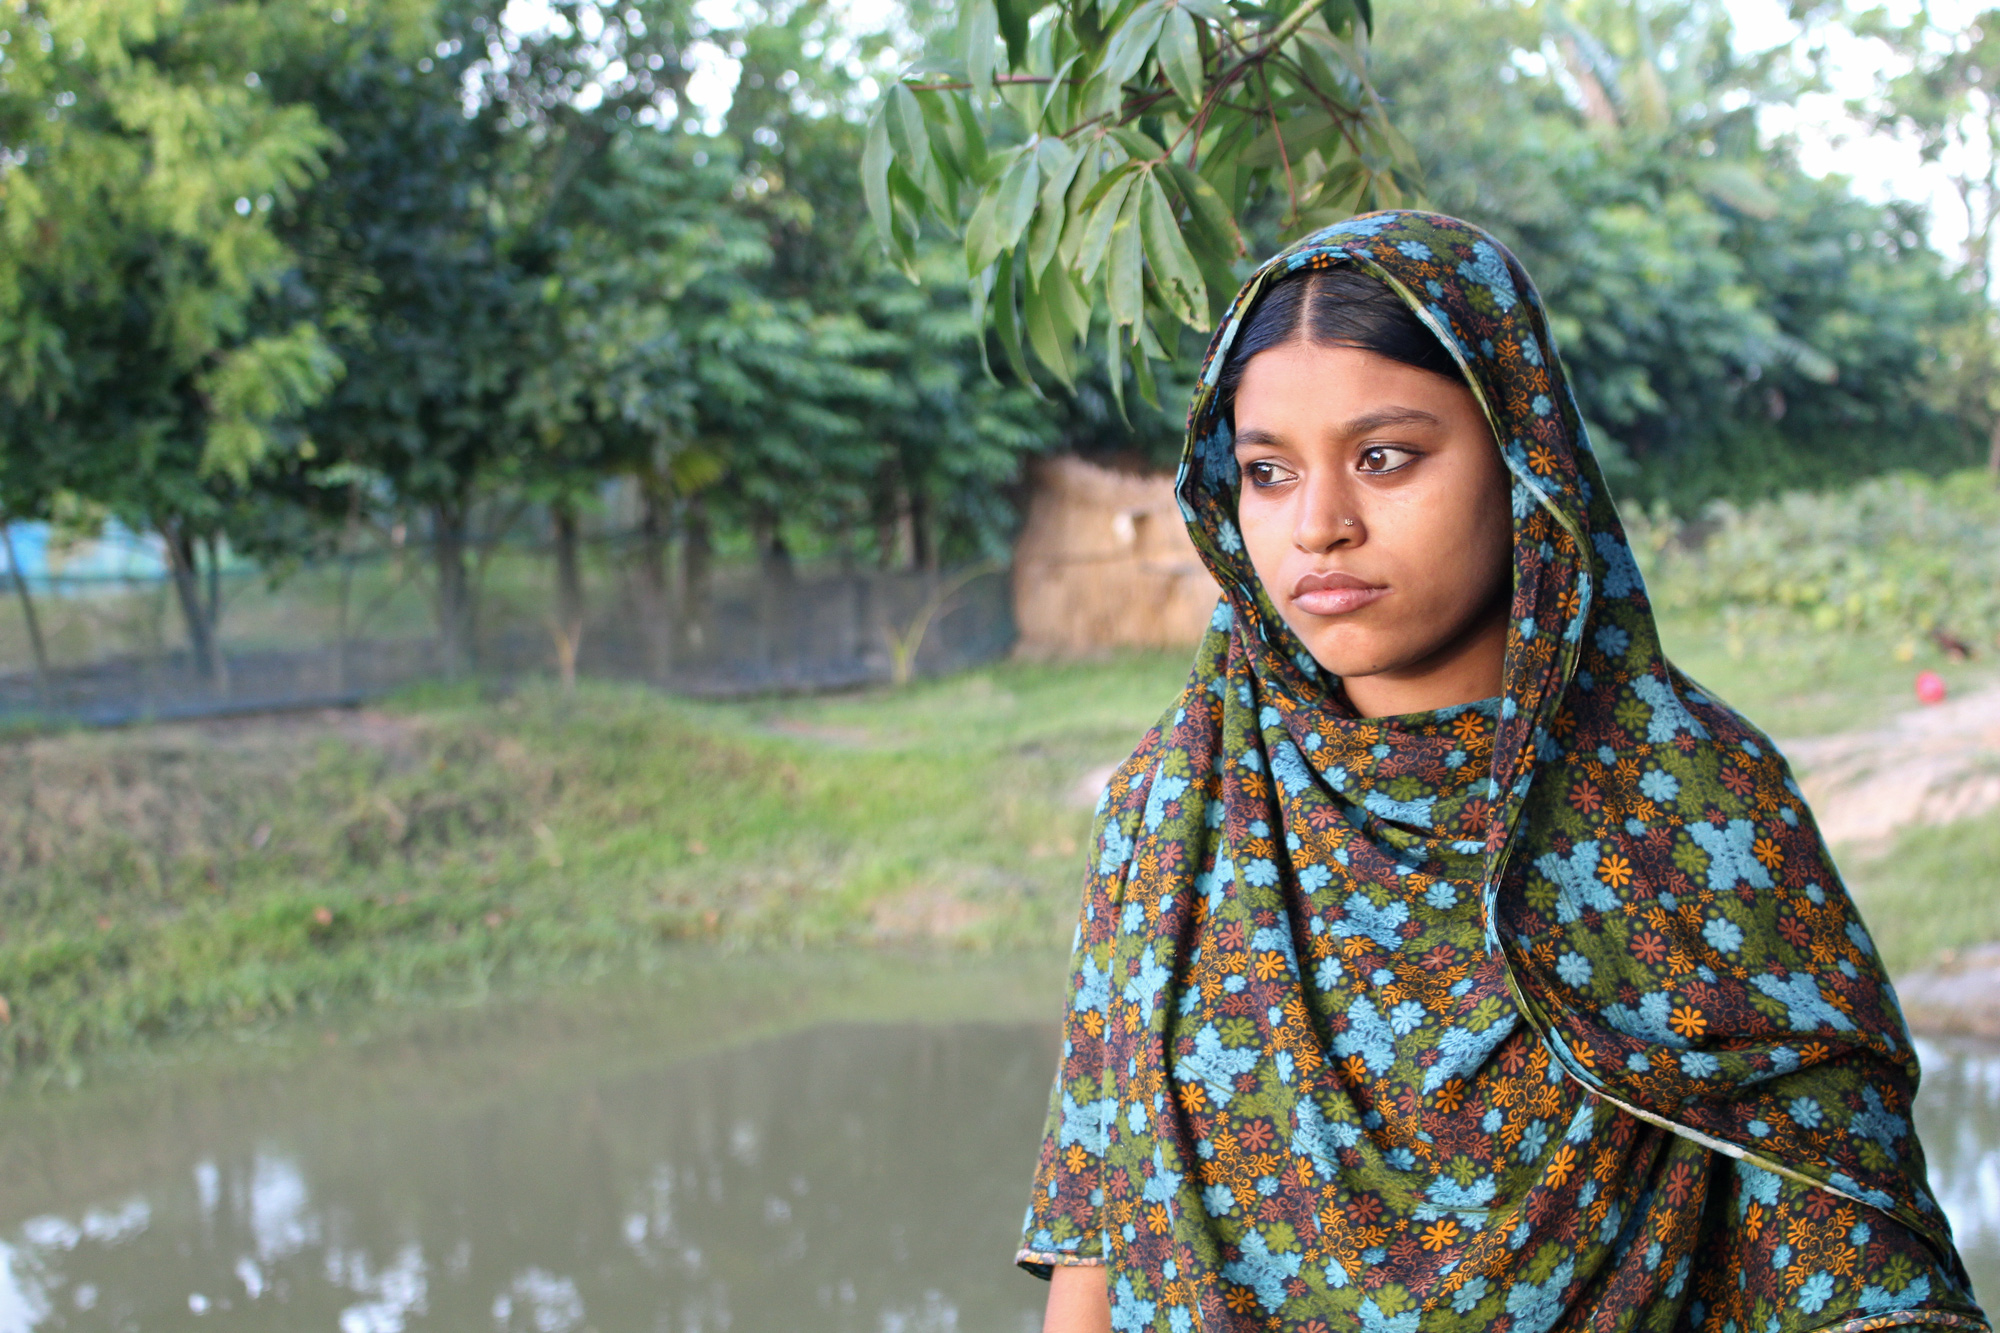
top-left (1371, 0), bottom-right (1990, 508)
top-left (1634, 469), bottom-right (2000, 645)
top-left (862, 0), bottom-right (1419, 401)
top-left (3, 0), bottom-right (1068, 677)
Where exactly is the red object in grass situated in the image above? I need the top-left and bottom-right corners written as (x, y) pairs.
top-left (1916, 671), bottom-right (1947, 706)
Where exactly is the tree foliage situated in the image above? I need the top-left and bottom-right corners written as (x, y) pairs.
top-left (1846, 3), bottom-right (2000, 469)
top-left (1, 0), bottom-right (1059, 676)
top-left (0, 0), bottom-right (423, 675)
top-left (3, 0), bottom-right (1997, 691)
top-left (861, 0), bottom-right (1419, 399)
top-left (1366, 0), bottom-right (1987, 509)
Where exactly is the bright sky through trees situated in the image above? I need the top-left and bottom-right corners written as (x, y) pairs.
top-left (1731, 0), bottom-right (1985, 259)
top-left (578, 0), bottom-right (1989, 264)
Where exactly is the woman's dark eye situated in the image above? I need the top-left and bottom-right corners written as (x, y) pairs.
top-left (1243, 461), bottom-right (1289, 487)
top-left (1358, 447), bottom-right (1412, 474)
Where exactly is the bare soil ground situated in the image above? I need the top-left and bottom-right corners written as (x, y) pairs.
top-left (1783, 683), bottom-right (2000, 852)
top-left (1781, 685), bottom-right (2000, 1035)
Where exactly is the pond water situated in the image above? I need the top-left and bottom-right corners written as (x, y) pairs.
top-left (0, 956), bottom-right (1994, 1331)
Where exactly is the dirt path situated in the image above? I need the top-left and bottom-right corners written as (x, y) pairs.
top-left (1780, 682), bottom-right (2000, 851)
top-left (1778, 683), bottom-right (2000, 1035)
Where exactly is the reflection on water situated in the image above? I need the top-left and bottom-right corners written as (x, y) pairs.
top-left (1915, 1038), bottom-right (2000, 1301)
top-left (0, 964), bottom-right (1995, 1330)
top-left (0, 1018), bottom-right (1060, 1332)
top-left (0, 956), bottom-right (1066, 1333)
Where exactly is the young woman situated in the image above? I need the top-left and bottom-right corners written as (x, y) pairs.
top-left (1017, 211), bottom-right (1987, 1333)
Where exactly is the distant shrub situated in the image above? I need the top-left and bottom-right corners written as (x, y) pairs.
top-left (1629, 470), bottom-right (2000, 648)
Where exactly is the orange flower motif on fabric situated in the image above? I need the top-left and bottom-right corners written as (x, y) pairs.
top-left (1421, 1220), bottom-right (1462, 1251)
top-left (1669, 1006), bottom-right (1707, 1040)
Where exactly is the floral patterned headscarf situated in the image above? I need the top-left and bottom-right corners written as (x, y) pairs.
top-left (1020, 211), bottom-right (1975, 1330)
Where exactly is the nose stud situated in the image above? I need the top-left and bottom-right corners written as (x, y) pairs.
top-left (1342, 518), bottom-right (1355, 527)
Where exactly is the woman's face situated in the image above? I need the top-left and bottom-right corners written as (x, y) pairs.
top-left (1231, 340), bottom-right (1514, 719)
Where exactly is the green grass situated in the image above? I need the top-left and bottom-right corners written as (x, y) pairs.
top-left (1656, 613), bottom-right (2000, 739)
top-left (0, 654), bottom-right (1189, 1077)
top-left (1843, 815), bottom-right (2000, 978)
top-left (6, 616), bottom-right (1997, 1082)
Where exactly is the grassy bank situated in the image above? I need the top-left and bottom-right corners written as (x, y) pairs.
top-left (3, 619), bottom-right (1994, 1080)
top-left (0, 655), bottom-right (1186, 1076)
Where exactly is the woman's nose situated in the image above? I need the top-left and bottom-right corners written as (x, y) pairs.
top-left (1292, 472), bottom-right (1359, 553)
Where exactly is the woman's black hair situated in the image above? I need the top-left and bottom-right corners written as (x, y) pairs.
top-left (1214, 265), bottom-right (1465, 422)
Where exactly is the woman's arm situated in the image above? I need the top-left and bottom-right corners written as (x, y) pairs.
top-left (1042, 1265), bottom-right (1110, 1333)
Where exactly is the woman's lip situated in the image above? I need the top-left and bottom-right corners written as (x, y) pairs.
top-left (1290, 582), bottom-right (1388, 616)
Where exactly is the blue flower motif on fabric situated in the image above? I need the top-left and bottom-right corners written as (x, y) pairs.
top-left (1632, 675), bottom-right (1711, 744)
top-left (1456, 240), bottom-right (1519, 311)
top-left (1328, 892), bottom-right (1410, 949)
top-left (1423, 1012), bottom-right (1521, 1093)
top-left (1703, 916), bottom-right (1745, 953)
top-left (1098, 820), bottom-right (1135, 876)
top-left (1362, 789), bottom-right (1437, 828)
top-left (1388, 1000), bottom-right (1427, 1035)
top-left (1603, 992), bottom-right (1686, 1049)
top-left (1533, 840), bottom-right (1619, 921)
top-left (1222, 1230), bottom-right (1304, 1313)
top-left (1590, 531), bottom-right (1644, 599)
top-left (1110, 1276), bottom-right (1159, 1332)
top-left (1749, 972), bottom-right (1858, 1033)
top-left (1688, 819), bottom-right (1773, 892)
top-left (1123, 946), bottom-right (1172, 1020)
top-left (1270, 741), bottom-right (1317, 799)
top-left (1076, 954), bottom-right (1113, 1014)
top-left (1307, 213), bottom-right (1397, 240)
top-left (1333, 995), bottom-right (1396, 1077)
top-left (1059, 1092), bottom-right (1116, 1153)
top-left (1505, 1257), bottom-right (1576, 1333)
top-left (1796, 1272), bottom-right (1836, 1314)
top-left (1176, 1024), bottom-right (1260, 1106)
top-left (1294, 1094), bottom-right (1357, 1181)
top-left (1360, 1298), bottom-right (1421, 1333)
top-left (1639, 768), bottom-right (1680, 803)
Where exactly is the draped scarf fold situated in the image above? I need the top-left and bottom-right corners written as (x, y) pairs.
top-left (1019, 211), bottom-right (1982, 1332)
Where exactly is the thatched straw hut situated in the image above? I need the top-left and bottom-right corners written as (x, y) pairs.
top-left (1012, 456), bottom-right (1220, 656)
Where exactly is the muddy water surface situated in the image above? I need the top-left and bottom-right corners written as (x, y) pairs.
top-left (0, 957), bottom-right (1993, 1331)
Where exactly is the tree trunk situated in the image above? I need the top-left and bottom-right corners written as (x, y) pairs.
top-left (679, 496), bottom-right (712, 655)
top-left (203, 530), bottom-right (230, 693)
top-left (634, 478), bottom-right (674, 680)
top-left (0, 521), bottom-right (52, 700)
top-left (909, 487), bottom-right (935, 572)
top-left (874, 468), bottom-right (901, 569)
top-left (1989, 412), bottom-right (2000, 475)
top-left (432, 500), bottom-right (474, 677)
top-left (161, 519), bottom-right (223, 686)
top-left (748, 514), bottom-right (794, 677)
top-left (752, 511), bottom-right (794, 582)
top-left (552, 499), bottom-right (584, 631)
top-left (335, 485), bottom-right (360, 693)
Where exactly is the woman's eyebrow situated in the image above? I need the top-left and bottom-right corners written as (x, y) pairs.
top-left (1337, 406), bottom-right (1442, 436)
top-left (1232, 408), bottom-right (1441, 453)
top-left (1232, 427), bottom-right (1289, 451)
